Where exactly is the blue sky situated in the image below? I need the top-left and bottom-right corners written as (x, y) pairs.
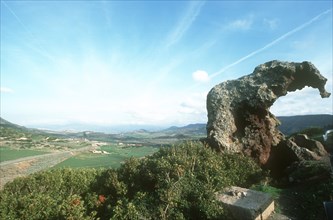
top-left (1, 1), bottom-right (332, 128)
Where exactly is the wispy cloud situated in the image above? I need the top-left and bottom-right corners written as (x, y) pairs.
top-left (178, 92), bottom-right (207, 119)
top-left (165, 1), bottom-right (205, 48)
top-left (227, 15), bottom-right (254, 31)
top-left (210, 9), bottom-right (332, 79)
top-left (263, 18), bottom-right (279, 30)
top-left (1, 1), bottom-right (55, 62)
top-left (101, 0), bottom-right (112, 28)
top-left (0, 87), bottom-right (14, 93)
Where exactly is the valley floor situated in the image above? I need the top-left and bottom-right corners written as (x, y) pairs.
top-left (0, 145), bottom-right (93, 189)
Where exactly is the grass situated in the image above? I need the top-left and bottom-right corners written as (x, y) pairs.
top-left (53, 153), bottom-right (126, 168)
top-left (0, 147), bottom-right (48, 162)
top-left (54, 145), bottom-right (159, 169)
top-left (278, 178), bottom-right (333, 220)
top-left (251, 177), bottom-right (333, 219)
top-left (100, 145), bottom-right (158, 157)
top-left (251, 184), bottom-right (282, 199)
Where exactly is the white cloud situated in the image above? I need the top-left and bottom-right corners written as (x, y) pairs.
top-left (121, 91), bottom-right (208, 126)
top-left (227, 15), bottom-right (254, 31)
top-left (192, 70), bottom-right (210, 82)
top-left (179, 92), bottom-right (207, 114)
top-left (0, 87), bottom-right (14, 93)
top-left (270, 87), bottom-right (333, 116)
top-left (263, 18), bottom-right (279, 30)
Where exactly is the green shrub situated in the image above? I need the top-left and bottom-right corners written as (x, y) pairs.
top-left (290, 127), bottom-right (324, 138)
top-left (0, 169), bottom-right (101, 219)
top-left (0, 142), bottom-right (264, 219)
top-left (98, 142), bottom-right (263, 219)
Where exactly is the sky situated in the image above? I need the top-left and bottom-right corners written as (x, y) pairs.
top-left (1, 0), bottom-right (332, 129)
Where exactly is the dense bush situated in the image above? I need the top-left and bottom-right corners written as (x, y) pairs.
top-left (0, 142), bottom-right (264, 219)
top-left (290, 127), bottom-right (324, 138)
top-left (0, 168), bottom-right (102, 219)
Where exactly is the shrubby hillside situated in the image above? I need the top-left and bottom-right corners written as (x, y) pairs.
top-left (0, 142), bottom-right (263, 219)
top-left (277, 114), bottom-right (333, 135)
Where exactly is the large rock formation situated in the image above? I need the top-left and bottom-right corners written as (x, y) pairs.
top-left (206, 60), bottom-right (330, 174)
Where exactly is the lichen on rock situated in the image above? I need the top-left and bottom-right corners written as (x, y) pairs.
top-left (206, 60), bottom-right (330, 174)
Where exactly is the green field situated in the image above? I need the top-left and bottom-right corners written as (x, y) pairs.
top-left (0, 147), bottom-right (48, 162)
top-left (100, 145), bottom-right (159, 157)
top-left (54, 145), bottom-right (159, 169)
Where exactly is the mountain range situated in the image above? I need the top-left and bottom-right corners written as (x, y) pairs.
top-left (1, 114), bottom-right (332, 137)
top-left (164, 114), bottom-right (332, 135)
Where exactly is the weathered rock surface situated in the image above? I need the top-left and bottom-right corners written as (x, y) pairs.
top-left (206, 60), bottom-right (330, 174)
top-left (290, 134), bottom-right (327, 157)
top-left (216, 186), bottom-right (274, 220)
top-left (285, 160), bottom-right (331, 183)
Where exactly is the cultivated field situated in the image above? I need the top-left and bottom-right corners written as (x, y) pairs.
top-left (0, 122), bottom-right (162, 188)
top-left (54, 145), bottom-right (159, 169)
top-left (0, 147), bottom-right (48, 162)
top-left (0, 119), bottom-right (204, 188)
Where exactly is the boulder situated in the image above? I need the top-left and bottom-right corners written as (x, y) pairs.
top-left (285, 160), bottom-right (331, 184)
top-left (206, 60), bottom-right (330, 171)
top-left (267, 139), bottom-right (323, 177)
top-left (216, 186), bottom-right (275, 220)
top-left (290, 134), bottom-right (327, 157)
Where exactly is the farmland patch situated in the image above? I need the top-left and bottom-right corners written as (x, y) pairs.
top-left (54, 145), bottom-right (158, 169)
top-left (0, 147), bottom-right (48, 162)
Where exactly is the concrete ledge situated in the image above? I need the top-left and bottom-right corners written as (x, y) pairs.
top-left (216, 186), bottom-right (274, 220)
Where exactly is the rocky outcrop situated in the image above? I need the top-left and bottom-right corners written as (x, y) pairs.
top-left (290, 134), bottom-right (327, 157)
top-left (206, 60), bottom-right (330, 174)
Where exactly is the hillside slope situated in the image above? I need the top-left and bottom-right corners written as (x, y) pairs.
top-left (162, 114), bottom-right (333, 136)
top-left (277, 114), bottom-right (333, 135)
top-left (1, 115), bottom-right (332, 139)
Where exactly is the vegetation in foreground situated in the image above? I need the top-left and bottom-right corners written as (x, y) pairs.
top-left (252, 179), bottom-right (333, 220)
top-left (0, 142), bottom-right (263, 219)
top-left (1, 139), bottom-right (332, 219)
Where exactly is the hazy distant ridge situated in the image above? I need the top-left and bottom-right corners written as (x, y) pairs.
top-left (1, 114), bottom-right (332, 136)
top-left (277, 114), bottom-right (333, 135)
top-left (163, 115), bottom-right (333, 135)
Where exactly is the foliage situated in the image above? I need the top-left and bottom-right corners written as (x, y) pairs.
top-left (289, 126), bottom-right (324, 139)
top-left (0, 168), bottom-right (101, 219)
top-left (251, 184), bottom-right (282, 199)
top-left (277, 115), bottom-right (333, 135)
top-left (280, 178), bottom-right (333, 220)
top-left (0, 142), bottom-right (264, 219)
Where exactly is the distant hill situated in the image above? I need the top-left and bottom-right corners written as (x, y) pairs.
top-left (23, 123), bottom-right (165, 134)
top-left (163, 123), bottom-right (206, 135)
top-left (163, 114), bottom-right (333, 136)
top-left (277, 114), bottom-right (333, 135)
top-left (1, 114), bottom-right (332, 139)
top-left (0, 117), bottom-right (18, 127)
top-left (0, 117), bottom-right (28, 131)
